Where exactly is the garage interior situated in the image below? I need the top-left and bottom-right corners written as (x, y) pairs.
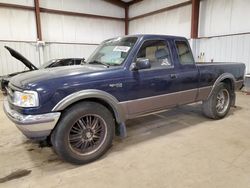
top-left (0, 0), bottom-right (250, 187)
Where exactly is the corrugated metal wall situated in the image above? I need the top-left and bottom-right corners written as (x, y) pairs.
top-left (196, 34), bottom-right (250, 68)
top-left (40, 0), bottom-right (124, 44)
top-left (41, 13), bottom-right (124, 44)
top-left (195, 0), bottom-right (250, 73)
top-left (39, 0), bottom-right (124, 18)
top-left (128, 0), bottom-right (250, 74)
top-left (43, 43), bottom-right (98, 62)
top-left (0, 7), bottom-right (37, 41)
top-left (0, 0), bottom-right (124, 75)
top-left (198, 0), bottom-right (250, 37)
top-left (129, 0), bottom-right (191, 38)
top-left (129, 5), bottom-right (191, 38)
top-left (1, 0), bottom-right (250, 75)
top-left (129, 0), bottom-right (188, 17)
top-left (195, 35), bottom-right (250, 73)
top-left (0, 41), bottom-right (39, 75)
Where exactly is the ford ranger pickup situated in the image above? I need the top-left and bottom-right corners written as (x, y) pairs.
top-left (3, 35), bottom-right (245, 164)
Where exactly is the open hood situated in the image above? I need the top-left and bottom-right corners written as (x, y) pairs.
top-left (4, 46), bottom-right (38, 70)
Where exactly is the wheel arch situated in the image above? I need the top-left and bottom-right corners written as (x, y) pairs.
top-left (52, 89), bottom-right (126, 124)
top-left (207, 73), bottom-right (236, 106)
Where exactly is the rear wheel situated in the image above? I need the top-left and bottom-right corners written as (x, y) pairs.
top-left (202, 83), bottom-right (231, 119)
top-left (51, 101), bottom-right (115, 164)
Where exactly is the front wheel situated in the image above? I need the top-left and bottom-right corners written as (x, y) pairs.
top-left (202, 83), bottom-right (231, 119)
top-left (51, 101), bottom-right (115, 164)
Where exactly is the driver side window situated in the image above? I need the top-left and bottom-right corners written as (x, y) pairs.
top-left (136, 40), bottom-right (172, 69)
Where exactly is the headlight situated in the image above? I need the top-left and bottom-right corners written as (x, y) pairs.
top-left (13, 91), bottom-right (39, 107)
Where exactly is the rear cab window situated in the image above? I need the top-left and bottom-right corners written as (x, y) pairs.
top-left (175, 40), bottom-right (194, 65)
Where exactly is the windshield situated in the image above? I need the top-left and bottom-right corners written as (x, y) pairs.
top-left (40, 59), bottom-right (57, 69)
top-left (87, 37), bottom-right (138, 66)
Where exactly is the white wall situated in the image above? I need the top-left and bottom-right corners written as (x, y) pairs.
top-left (0, 0), bottom-right (34, 6)
top-left (0, 42), bottom-right (39, 75)
top-left (43, 43), bottom-right (98, 62)
top-left (129, 0), bottom-right (188, 18)
top-left (40, 0), bottom-right (125, 44)
top-left (1, 0), bottom-right (249, 75)
top-left (0, 4), bottom-right (38, 76)
top-left (0, 0), bottom-right (125, 75)
top-left (129, 0), bottom-right (250, 74)
top-left (128, 0), bottom-right (191, 38)
top-left (0, 7), bottom-right (37, 41)
top-left (195, 35), bottom-right (250, 71)
top-left (197, 0), bottom-right (250, 73)
top-left (129, 5), bottom-right (191, 38)
top-left (41, 13), bottom-right (124, 44)
top-left (199, 0), bottom-right (250, 37)
top-left (39, 0), bottom-right (124, 18)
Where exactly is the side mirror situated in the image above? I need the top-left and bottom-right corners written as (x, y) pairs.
top-left (81, 57), bottom-right (86, 65)
top-left (131, 58), bottom-right (151, 71)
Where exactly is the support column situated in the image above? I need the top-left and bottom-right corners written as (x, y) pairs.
top-left (34, 0), bottom-right (44, 66)
top-left (191, 0), bottom-right (200, 39)
top-left (125, 5), bottom-right (129, 35)
top-left (34, 0), bottom-right (42, 40)
top-left (190, 0), bottom-right (200, 61)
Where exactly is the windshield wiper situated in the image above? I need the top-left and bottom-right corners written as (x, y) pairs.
top-left (88, 60), bottom-right (110, 68)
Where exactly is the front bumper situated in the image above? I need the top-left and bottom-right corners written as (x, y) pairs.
top-left (3, 98), bottom-right (61, 140)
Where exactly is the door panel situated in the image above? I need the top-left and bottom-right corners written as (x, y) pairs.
top-left (123, 39), bottom-right (199, 116)
top-left (173, 40), bottom-right (199, 102)
top-left (121, 87), bottom-right (198, 118)
top-left (124, 39), bottom-right (177, 115)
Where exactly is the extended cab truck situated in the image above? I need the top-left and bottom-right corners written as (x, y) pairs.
top-left (3, 35), bottom-right (245, 164)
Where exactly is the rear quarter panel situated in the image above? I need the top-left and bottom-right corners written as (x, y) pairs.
top-left (197, 62), bottom-right (245, 88)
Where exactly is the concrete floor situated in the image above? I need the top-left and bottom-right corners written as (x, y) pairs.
top-left (0, 92), bottom-right (250, 188)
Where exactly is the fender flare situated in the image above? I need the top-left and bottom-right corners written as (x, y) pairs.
top-left (52, 89), bottom-right (126, 123)
top-left (207, 73), bottom-right (236, 99)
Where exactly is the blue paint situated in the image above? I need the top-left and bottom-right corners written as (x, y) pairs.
top-left (8, 35), bottom-right (245, 115)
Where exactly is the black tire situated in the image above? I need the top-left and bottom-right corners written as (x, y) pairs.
top-left (51, 101), bottom-right (115, 164)
top-left (202, 83), bottom-right (231, 119)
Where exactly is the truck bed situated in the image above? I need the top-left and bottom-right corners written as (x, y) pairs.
top-left (196, 62), bottom-right (245, 89)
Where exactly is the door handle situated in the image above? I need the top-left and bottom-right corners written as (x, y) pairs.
top-left (170, 74), bottom-right (177, 79)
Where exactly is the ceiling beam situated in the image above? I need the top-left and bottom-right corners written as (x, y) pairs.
top-left (103, 0), bottom-right (144, 8)
top-left (128, 0), bottom-right (144, 6)
top-left (103, 0), bottom-right (127, 8)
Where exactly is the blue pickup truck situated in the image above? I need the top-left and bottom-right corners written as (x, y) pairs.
top-left (3, 35), bottom-right (245, 164)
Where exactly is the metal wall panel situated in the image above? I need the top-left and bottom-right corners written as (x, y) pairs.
top-left (197, 0), bottom-right (250, 74)
top-left (129, 5), bottom-right (191, 38)
top-left (0, 7), bottom-right (37, 41)
top-left (129, 0), bottom-right (187, 18)
top-left (0, 0), bottom-right (34, 6)
top-left (41, 13), bottom-right (125, 43)
top-left (195, 34), bottom-right (250, 74)
top-left (0, 41), bottom-right (39, 75)
top-left (199, 0), bottom-right (250, 37)
top-left (43, 43), bottom-right (97, 62)
top-left (0, 0), bottom-right (125, 76)
top-left (40, 0), bottom-right (125, 18)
